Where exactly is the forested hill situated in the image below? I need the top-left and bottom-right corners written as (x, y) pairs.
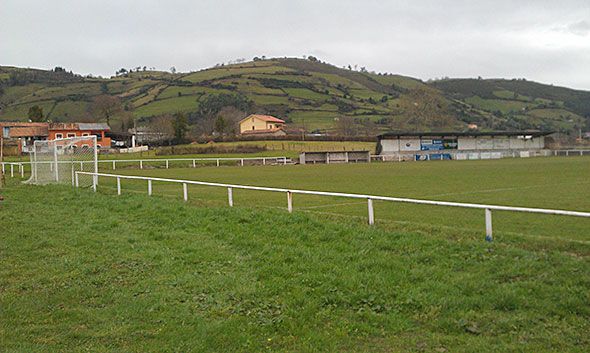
top-left (1, 58), bottom-right (588, 135)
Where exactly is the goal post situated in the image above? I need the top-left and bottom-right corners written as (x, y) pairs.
top-left (26, 136), bottom-right (98, 187)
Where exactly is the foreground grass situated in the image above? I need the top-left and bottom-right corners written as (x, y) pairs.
top-left (1, 184), bottom-right (589, 352)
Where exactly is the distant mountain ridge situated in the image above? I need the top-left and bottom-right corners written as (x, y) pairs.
top-left (1, 58), bottom-right (588, 135)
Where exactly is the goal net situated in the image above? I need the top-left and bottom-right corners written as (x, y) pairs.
top-left (26, 136), bottom-right (98, 187)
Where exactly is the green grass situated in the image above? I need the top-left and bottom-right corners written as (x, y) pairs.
top-left (2, 59), bottom-right (588, 134)
top-left (464, 96), bottom-right (533, 114)
top-left (102, 157), bottom-right (590, 242)
top-left (133, 96), bottom-right (200, 117)
top-left (1, 168), bottom-right (589, 351)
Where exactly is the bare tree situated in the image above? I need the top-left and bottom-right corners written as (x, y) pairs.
top-left (217, 106), bottom-right (248, 134)
top-left (90, 95), bottom-right (122, 126)
top-left (335, 116), bottom-right (357, 137)
top-left (148, 114), bottom-right (175, 141)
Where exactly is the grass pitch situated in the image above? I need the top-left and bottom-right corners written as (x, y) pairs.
top-left (1, 182), bottom-right (589, 352)
top-left (100, 156), bottom-right (590, 243)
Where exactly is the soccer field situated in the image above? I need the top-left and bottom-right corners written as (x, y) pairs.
top-left (2, 157), bottom-right (590, 352)
top-left (93, 156), bottom-right (590, 243)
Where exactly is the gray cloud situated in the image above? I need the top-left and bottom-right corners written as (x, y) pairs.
top-left (566, 20), bottom-right (590, 36)
top-left (1, 0), bottom-right (589, 89)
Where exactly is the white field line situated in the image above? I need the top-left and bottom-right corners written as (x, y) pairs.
top-left (297, 201), bottom-right (368, 210)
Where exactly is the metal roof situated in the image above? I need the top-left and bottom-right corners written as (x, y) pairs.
top-left (378, 131), bottom-right (554, 139)
top-left (78, 123), bottom-right (110, 130)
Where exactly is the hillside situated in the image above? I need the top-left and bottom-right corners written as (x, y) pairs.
top-left (1, 58), bottom-right (588, 134)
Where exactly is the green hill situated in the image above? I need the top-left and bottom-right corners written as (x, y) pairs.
top-left (1, 59), bottom-right (588, 134)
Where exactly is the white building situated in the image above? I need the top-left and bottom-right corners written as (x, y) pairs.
top-left (377, 131), bottom-right (552, 161)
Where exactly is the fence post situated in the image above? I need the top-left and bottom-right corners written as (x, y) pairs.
top-left (228, 187), bottom-right (233, 207)
top-left (117, 177), bottom-right (121, 195)
top-left (53, 144), bottom-right (59, 182)
top-left (368, 198), bottom-right (375, 225)
top-left (183, 183), bottom-right (188, 201)
top-left (92, 175), bottom-right (97, 192)
top-left (287, 191), bottom-right (293, 213)
top-left (10, 164), bottom-right (14, 177)
top-left (283, 157), bottom-right (287, 165)
top-left (166, 160), bottom-right (169, 169)
top-left (263, 158), bottom-right (266, 165)
top-left (148, 179), bottom-right (152, 196)
top-left (140, 160), bottom-right (143, 169)
top-left (75, 172), bottom-right (79, 187)
top-left (240, 158), bottom-right (244, 166)
top-left (193, 159), bottom-right (196, 168)
top-left (216, 159), bottom-right (220, 167)
top-left (485, 208), bottom-right (493, 242)
top-left (80, 161), bottom-right (84, 171)
top-left (112, 160), bottom-right (116, 170)
top-left (20, 163), bottom-right (24, 178)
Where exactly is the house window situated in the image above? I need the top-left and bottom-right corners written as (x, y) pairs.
top-left (269, 124), bottom-right (274, 129)
top-left (97, 144), bottom-right (102, 149)
top-left (252, 126), bottom-right (255, 130)
top-left (67, 133), bottom-right (76, 138)
top-left (55, 133), bottom-right (63, 139)
top-left (81, 144), bottom-right (89, 149)
top-left (82, 133), bottom-right (90, 137)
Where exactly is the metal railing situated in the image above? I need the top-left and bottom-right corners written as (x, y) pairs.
top-left (1, 156), bottom-right (288, 175)
top-left (75, 171), bottom-right (590, 242)
top-left (1, 162), bottom-right (25, 178)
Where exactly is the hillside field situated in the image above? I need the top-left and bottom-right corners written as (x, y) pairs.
top-left (2, 58), bottom-right (589, 134)
top-left (1, 156), bottom-right (589, 352)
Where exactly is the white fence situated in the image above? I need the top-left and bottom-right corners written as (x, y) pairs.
top-left (1, 162), bottom-right (26, 178)
top-left (1, 156), bottom-right (288, 175)
top-left (75, 171), bottom-right (590, 242)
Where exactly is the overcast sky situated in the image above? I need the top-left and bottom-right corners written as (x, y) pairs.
top-left (2, 0), bottom-right (590, 89)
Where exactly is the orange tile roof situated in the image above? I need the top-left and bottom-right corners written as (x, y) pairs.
top-left (6, 126), bottom-right (49, 137)
top-left (243, 114), bottom-right (285, 123)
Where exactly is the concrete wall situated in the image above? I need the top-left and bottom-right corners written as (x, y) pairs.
top-left (399, 138), bottom-right (421, 151)
top-left (300, 151), bottom-right (370, 164)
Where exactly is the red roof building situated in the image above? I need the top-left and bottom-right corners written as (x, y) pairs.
top-left (239, 114), bottom-right (286, 135)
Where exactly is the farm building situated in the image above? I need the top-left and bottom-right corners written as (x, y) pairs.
top-left (377, 131), bottom-right (552, 161)
top-left (49, 123), bottom-right (111, 148)
top-left (0, 122), bottom-right (49, 154)
top-left (1, 122), bottom-right (112, 154)
top-left (239, 114), bottom-right (286, 135)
